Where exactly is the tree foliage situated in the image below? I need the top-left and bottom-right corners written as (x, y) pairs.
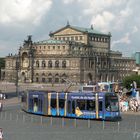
top-left (0, 58), bottom-right (5, 68)
top-left (122, 75), bottom-right (140, 89)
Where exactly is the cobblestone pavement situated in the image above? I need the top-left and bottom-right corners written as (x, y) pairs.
top-left (2, 97), bottom-right (19, 106)
top-left (0, 82), bottom-right (140, 140)
top-left (0, 102), bottom-right (140, 140)
top-left (0, 82), bottom-right (80, 93)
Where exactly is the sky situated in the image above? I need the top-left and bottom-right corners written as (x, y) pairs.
top-left (0, 0), bottom-right (139, 57)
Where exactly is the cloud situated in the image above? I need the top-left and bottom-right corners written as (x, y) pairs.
top-left (132, 26), bottom-right (138, 34)
top-left (83, 0), bottom-right (127, 15)
top-left (112, 33), bottom-right (131, 47)
top-left (113, 7), bottom-right (133, 30)
top-left (0, 40), bottom-right (18, 56)
top-left (0, 0), bottom-right (140, 57)
top-left (0, 0), bottom-right (52, 26)
top-left (63, 0), bottom-right (81, 4)
top-left (120, 7), bottom-right (132, 18)
top-left (77, 0), bottom-right (134, 32)
top-left (91, 11), bottom-right (115, 32)
top-left (112, 25), bottom-right (139, 48)
top-left (63, 0), bottom-right (74, 4)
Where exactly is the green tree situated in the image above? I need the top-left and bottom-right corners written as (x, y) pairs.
top-left (0, 58), bottom-right (5, 68)
top-left (122, 75), bottom-right (140, 89)
top-left (0, 58), bottom-right (5, 79)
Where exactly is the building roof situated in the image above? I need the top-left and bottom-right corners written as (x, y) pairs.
top-left (50, 24), bottom-right (110, 36)
top-left (70, 25), bottom-right (109, 35)
top-left (34, 39), bottom-right (66, 45)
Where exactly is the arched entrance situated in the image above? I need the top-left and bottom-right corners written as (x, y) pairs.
top-left (21, 72), bottom-right (26, 83)
top-left (22, 52), bottom-right (29, 68)
top-left (87, 73), bottom-right (93, 84)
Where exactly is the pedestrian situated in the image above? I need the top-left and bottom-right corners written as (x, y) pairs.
top-left (136, 90), bottom-right (139, 101)
top-left (134, 100), bottom-right (139, 112)
top-left (0, 102), bottom-right (2, 112)
top-left (0, 94), bottom-right (2, 100)
top-left (0, 128), bottom-right (3, 140)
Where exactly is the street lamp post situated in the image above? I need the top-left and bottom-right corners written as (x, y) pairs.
top-left (15, 54), bottom-right (20, 98)
top-left (28, 35), bottom-right (34, 83)
top-left (95, 55), bottom-right (99, 83)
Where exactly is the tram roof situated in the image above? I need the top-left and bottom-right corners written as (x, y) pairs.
top-left (26, 90), bottom-right (114, 97)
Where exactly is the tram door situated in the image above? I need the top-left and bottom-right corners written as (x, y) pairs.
top-left (95, 94), bottom-right (103, 119)
top-left (98, 100), bottom-right (103, 119)
top-left (29, 95), bottom-right (43, 114)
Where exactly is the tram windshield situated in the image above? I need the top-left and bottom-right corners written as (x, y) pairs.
top-left (105, 96), bottom-right (119, 112)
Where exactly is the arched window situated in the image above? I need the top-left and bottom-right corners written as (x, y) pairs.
top-left (36, 77), bottom-right (39, 82)
top-left (63, 46), bottom-right (65, 50)
top-left (42, 60), bottom-right (46, 67)
top-left (48, 60), bottom-right (52, 68)
top-left (42, 78), bottom-right (45, 83)
top-left (62, 73), bottom-right (67, 77)
top-left (55, 60), bottom-right (59, 68)
top-left (61, 73), bottom-right (67, 83)
top-left (36, 73), bottom-right (39, 76)
top-left (87, 73), bottom-right (92, 81)
top-left (48, 73), bottom-right (52, 77)
top-left (36, 60), bottom-right (39, 67)
top-left (62, 60), bottom-right (66, 68)
top-left (42, 73), bottom-right (45, 76)
top-left (55, 73), bottom-right (59, 83)
top-left (48, 73), bottom-right (52, 83)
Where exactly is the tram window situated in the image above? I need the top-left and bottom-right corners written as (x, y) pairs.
top-left (34, 98), bottom-right (38, 105)
top-left (99, 101), bottom-right (102, 111)
top-left (39, 99), bottom-right (42, 111)
top-left (59, 99), bottom-right (65, 108)
top-left (110, 84), bottom-right (113, 92)
top-left (76, 100), bottom-right (86, 110)
top-left (105, 97), bottom-right (111, 111)
top-left (21, 95), bottom-right (26, 102)
top-left (33, 98), bottom-right (38, 112)
top-left (72, 100), bottom-right (75, 114)
top-left (68, 101), bottom-right (71, 113)
top-left (51, 98), bottom-right (56, 108)
top-left (87, 100), bottom-right (95, 111)
top-left (29, 99), bottom-right (33, 110)
top-left (21, 96), bottom-right (24, 102)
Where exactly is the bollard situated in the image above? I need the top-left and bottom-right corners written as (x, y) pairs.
top-left (0, 112), bottom-right (3, 120)
top-left (2, 112), bottom-right (3, 119)
top-left (41, 116), bottom-right (43, 124)
top-left (88, 119), bottom-right (90, 128)
top-left (10, 113), bottom-right (12, 121)
top-left (135, 122), bottom-right (137, 131)
top-left (62, 117), bottom-right (64, 128)
top-left (50, 117), bottom-right (53, 126)
top-left (4, 112), bottom-right (6, 120)
top-left (23, 114), bottom-right (25, 123)
top-left (118, 121), bottom-right (120, 132)
top-left (102, 120), bottom-right (105, 130)
top-left (74, 118), bottom-right (77, 128)
top-left (31, 116), bottom-right (33, 123)
top-left (16, 114), bottom-right (18, 122)
top-left (0, 112), bottom-right (2, 119)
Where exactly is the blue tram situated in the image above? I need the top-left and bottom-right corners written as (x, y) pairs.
top-left (21, 90), bottom-right (121, 121)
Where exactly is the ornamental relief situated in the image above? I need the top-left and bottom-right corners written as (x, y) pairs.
top-left (54, 28), bottom-right (83, 35)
